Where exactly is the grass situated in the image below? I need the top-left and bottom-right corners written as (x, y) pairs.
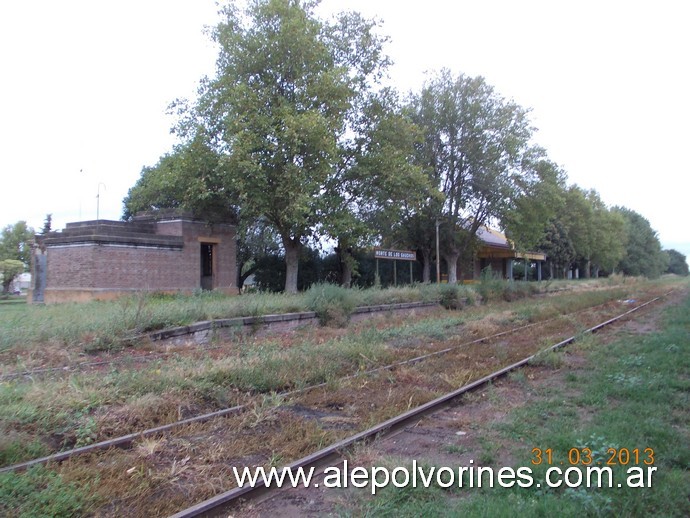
top-left (0, 278), bottom-right (685, 515)
top-left (0, 278), bottom-right (640, 355)
top-left (0, 280), bottom-right (673, 467)
top-left (347, 286), bottom-right (690, 517)
top-left (0, 465), bottom-right (93, 517)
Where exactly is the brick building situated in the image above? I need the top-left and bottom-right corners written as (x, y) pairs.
top-left (30, 212), bottom-right (237, 303)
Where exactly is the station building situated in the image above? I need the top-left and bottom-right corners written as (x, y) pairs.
top-left (465, 225), bottom-right (546, 281)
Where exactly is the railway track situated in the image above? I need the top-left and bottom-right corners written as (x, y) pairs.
top-left (0, 305), bottom-right (568, 474)
top-left (0, 289), bottom-right (673, 517)
top-left (169, 294), bottom-right (665, 518)
top-left (0, 293), bottom-right (648, 475)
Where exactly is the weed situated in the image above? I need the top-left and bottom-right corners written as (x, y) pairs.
top-left (564, 372), bottom-right (578, 382)
top-left (305, 283), bottom-right (356, 327)
top-left (477, 436), bottom-right (498, 465)
top-left (74, 416), bottom-right (98, 447)
top-left (438, 284), bottom-right (462, 310)
top-left (136, 437), bottom-right (165, 457)
top-left (443, 443), bottom-right (466, 455)
top-left (507, 370), bottom-right (527, 384)
top-left (0, 465), bottom-right (94, 517)
top-left (529, 349), bottom-right (565, 369)
top-left (476, 267), bottom-right (505, 303)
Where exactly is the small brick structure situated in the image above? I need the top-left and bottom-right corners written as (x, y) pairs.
top-left (30, 212), bottom-right (237, 303)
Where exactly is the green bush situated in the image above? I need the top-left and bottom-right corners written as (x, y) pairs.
top-left (439, 284), bottom-right (461, 310)
top-left (476, 267), bottom-right (505, 303)
top-left (305, 283), bottom-right (356, 327)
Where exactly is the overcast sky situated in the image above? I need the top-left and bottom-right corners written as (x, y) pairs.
top-left (1, 0), bottom-right (688, 259)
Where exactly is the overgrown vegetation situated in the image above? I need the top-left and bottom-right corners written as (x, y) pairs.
top-left (0, 465), bottom-right (93, 517)
top-left (0, 278), bottom-right (643, 354)
top-left (305, 283), bottom-right (357, 326)
top-left (346, 286), bottom-right (690, 517)
top-left (0, 281), bottom-right (657, 468)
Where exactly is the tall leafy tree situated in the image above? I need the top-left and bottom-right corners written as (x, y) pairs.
top-left (408, 70), bottom-right (534, 283)
top-left (560, 186), bottom-right (595, 277)
top-left (503, 148), bottom-right (566, 254)
top-left (613, 207), bottom-right (667, 278)
top-left (0, 221), bottom-right (35, 267)
top-left (0, 221), bottom-right (34, 294)
top-left (321, 89), bottom-right (429, 286)
top-left (538, 220), bottom-right (575, 279)
top-left (0, 259), bottom-right (25, 294)
top-left (182, 0), bottom-right (391, 293)
top-left (542, 186), bottom-right (626, 278)
top-left (588, 197), bottom-right (626, 277)
top-left (40, 214), bottom-right (52, 235)
top-left (123, 130), bottom-right (234, 223)
top-left (236, 216), bottom-right (281, 290)
top-left (664, 249), bottom-right (689, 276)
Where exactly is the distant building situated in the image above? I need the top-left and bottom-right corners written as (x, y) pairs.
top-left (10, 272), bottom-right (31, 293)
top-left (30, 212), bottom-right (237, 304)
top-left (467, 226), bottom-right (546, 281)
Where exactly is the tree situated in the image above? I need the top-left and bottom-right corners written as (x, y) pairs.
top-left (320, 89), bottom-right (429, 287)
top-left (503, 149), bottom-right (566, 254)
top-left (559, 186), bottom-right (595, 277)
top-left (0, 221), bottom-right (35, 267)
top-left (123, 130), bottom-right (235, 223)
top-left (394, 204), bottom-right (441, 283)
top-left (181, 0), bottom-right (391, 293)
top-left (538, 220), bottom-right (575, 279)
top-left (539, 186), bottom-right (626, 279)
top-left (664, 249), bottom-right (689, 276)
top-left (0, 259), bottom-right (25, 294)
top-left (236, 216), bottom-right (281, 291)
top-left (40, 214), bottom-right (52, 235)
top-left (588, 203), bottom-right (626, 277)
top-left (613, 207), bottom-right (667, 278)
top-left (408, 70), bottom-right (534, 283)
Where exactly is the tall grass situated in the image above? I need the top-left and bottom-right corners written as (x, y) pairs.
top-left (0, 274), bottom-right (656, 353)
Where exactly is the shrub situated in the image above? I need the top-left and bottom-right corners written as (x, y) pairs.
top-left (476, 267), bottom-right (505, 303)
top-left (502, 281), bottom-right (528, 301)
top-left (439, 284), bottom-right (461, 310)
top-left (305, 283), bottom-right (356, 327)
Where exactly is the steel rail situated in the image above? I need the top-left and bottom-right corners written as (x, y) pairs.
top-left (0, 291), bottom-right (623, 381)
top-left (169, 294), bottom-right (665, 518)
top-left (0, 307), bottom-right (551, 474)
top-left (0, 294), bottom-right (663, 475)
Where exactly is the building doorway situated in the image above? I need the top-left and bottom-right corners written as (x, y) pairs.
top-left (200, 243), bottom-right (214, 290)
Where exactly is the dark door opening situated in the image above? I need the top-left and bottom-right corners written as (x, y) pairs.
top-left (200, 243), bottom-right (214, 291)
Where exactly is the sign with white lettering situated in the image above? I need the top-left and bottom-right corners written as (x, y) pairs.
top-left (374, 248), bottom-right (416, 261)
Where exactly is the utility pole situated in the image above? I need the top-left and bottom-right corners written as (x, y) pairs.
top-left (96, 182), bottom-right (107, 221)
top-left (435, 218), bottom-right (441, 284)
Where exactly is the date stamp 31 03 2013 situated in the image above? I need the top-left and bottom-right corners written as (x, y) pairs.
top-left (531, 447), bottom-right (655, 467)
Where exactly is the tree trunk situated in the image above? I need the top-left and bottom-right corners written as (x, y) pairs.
top-left (237, 265), bottom-right (259, 294)
top-left (549, 262), bottom-right (554, 280)
top-left (444, 252), bottom-right (460, 284)
top-left (524, 258), bottom-right (528, 281)
top-left (283, 236), bottom-right (301, 294)
top-left (585, 258), bottom-right (591, 278)
top-left (340, 247), bottom-right (353, 288)
top-left (421, 249), bottom-right (431, 283)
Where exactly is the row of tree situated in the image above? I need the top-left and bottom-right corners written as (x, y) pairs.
top-left (123, 0), bottom-right (685, 292)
